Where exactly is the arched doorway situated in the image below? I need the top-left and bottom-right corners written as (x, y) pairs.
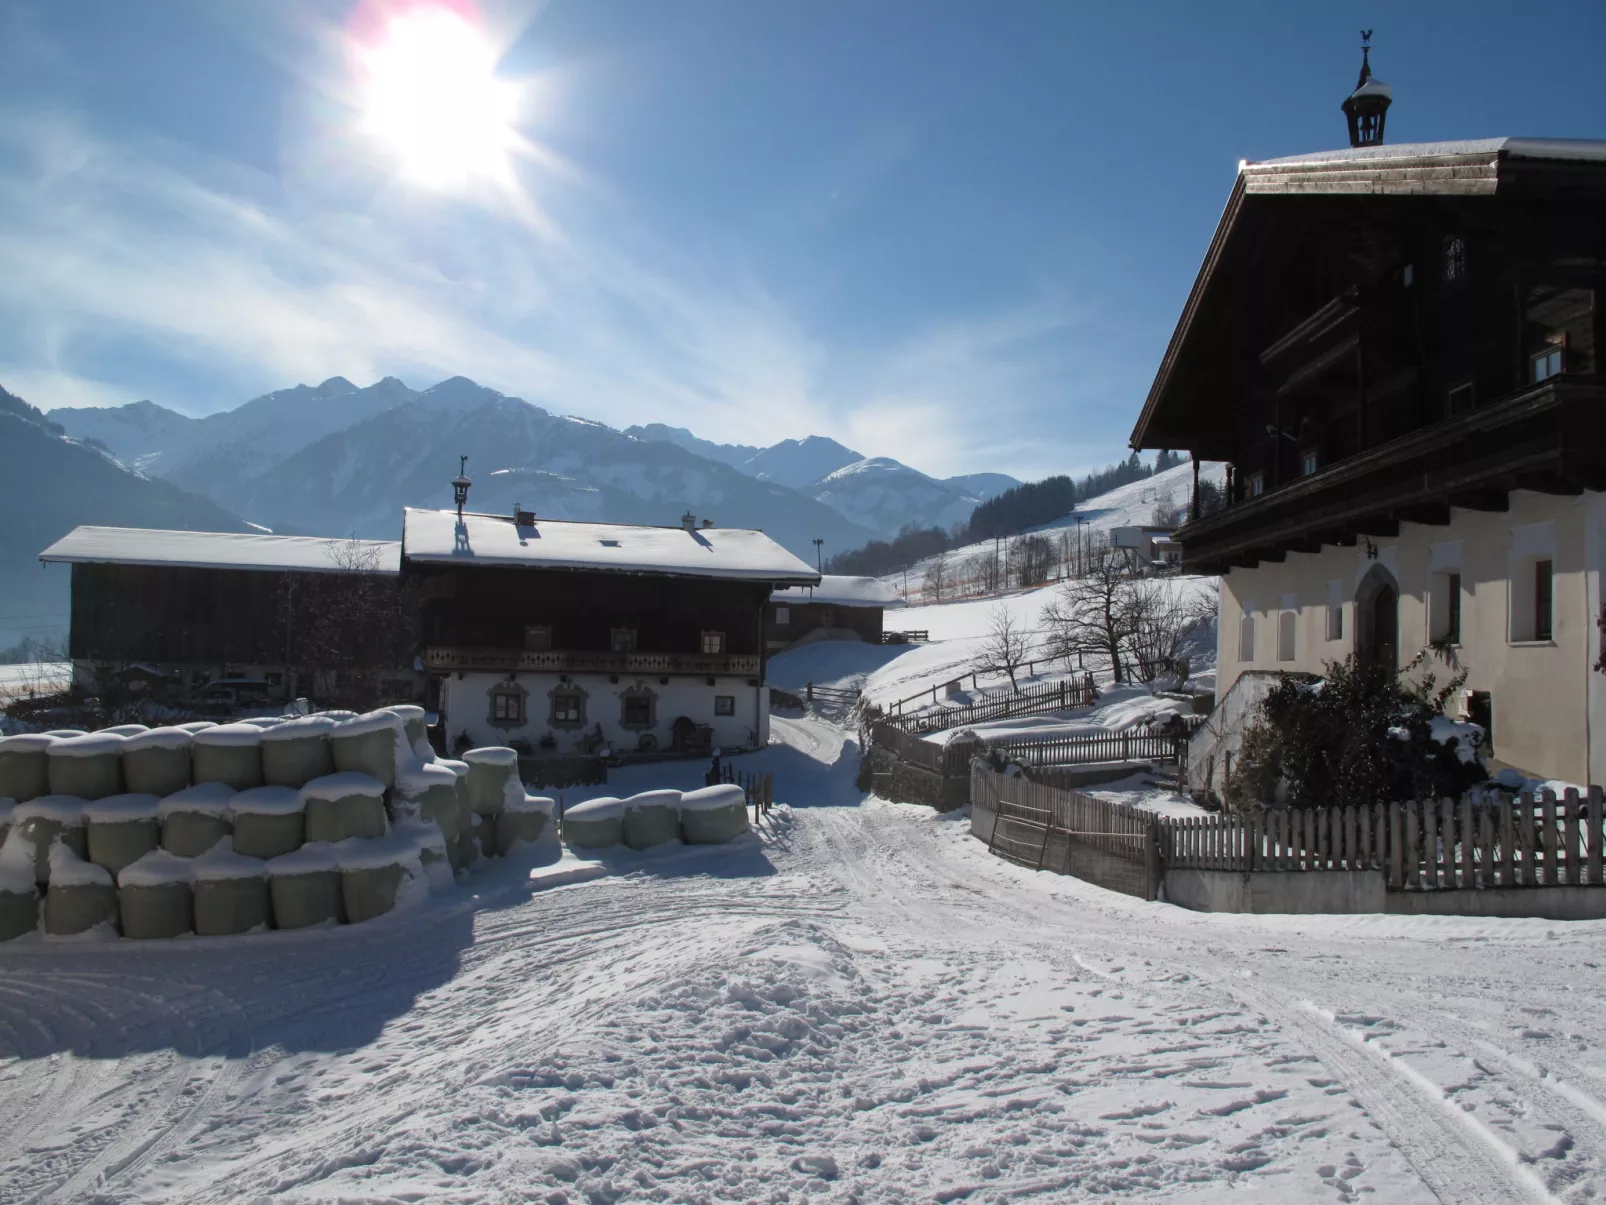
top-left (1355, 563), bottom-right (1399, 669)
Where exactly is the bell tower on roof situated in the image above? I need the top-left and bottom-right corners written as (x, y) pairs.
top-left (1341, 31), bottom-right (1392, 148)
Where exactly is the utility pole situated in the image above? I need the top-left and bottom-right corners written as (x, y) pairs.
top-left (812, 538), bottom-right (824, 572)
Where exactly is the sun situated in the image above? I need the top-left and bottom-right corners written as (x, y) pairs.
top-left (354, 2), bottom-right (519, 188)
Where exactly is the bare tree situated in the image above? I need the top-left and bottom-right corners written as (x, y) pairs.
top-left (1151, 498), bottom-right (1187, 529)
top-left (1040, 542), bottom-right (1137, 684)
top-left (1010, 534), bottom-right (1056, 589)
top-left (972, 603), bottom-right (1032, 691)
top-left (1124, 579), bottom-right (1216, 683)
top-left (961, 550), bottom-right (998, 597)
top-left (923, 551), bottom-right (949, 603)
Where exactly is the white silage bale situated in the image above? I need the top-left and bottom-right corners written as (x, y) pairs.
top-left (562, 796), bottom-right (625, 850)
top-left (386, 704), bottom-right (435, 763)
top-left (84, 793), bottom-right (161, 875)
top-left (0, 830), bottom-right (40, 941)
top-left (621, 790), bottom-right (683, 851)
top-left (301, 773), bottom-right (387, 844)
top-left (228, 786), bottom-right (306, 859)
top-left (41, 729), bottom-right (88, 738)
top-left (395, 761), bottom-right (459, 831)
top-left (121, 727), bottom-right (194, 797)
top-left (43, 843), bottom-right (118, 936)
top-left (267, 843), bottom-right (345, 929)
top-left (259, 715), bottom-right (337, 788)
top-left (462, 747), bottom-right (520, 817)
top-left (47, 733), bottom-right (126, 800)
top-left (496, 794), bottom-right (554, 856)
top-left (397, 820), bottom-right (454, 890)
top-left (190, 724), bottom-right (264, 791)
top-left (117, 849), bottom-right (195, 939)
top-left (338, 833), bottom-right (426, 923)
top-left (678, 785), bottom-right (750, 845)
top-left (0, 734), bottom-right (55, 804)
top-left (12, 796), bottom-right (88, 882)
top-left (102, 724), bottom-right (149, 737)
top-left (329, 710), bottom-right (407, 788)
top-left (191, 839), bottom-right (272, 935)
top-left (176, 722), bottom-right (216, 734)
top-left (436, 758), bottom-right (472, 865)
top-left (159, 782), bottom-right (235, 856)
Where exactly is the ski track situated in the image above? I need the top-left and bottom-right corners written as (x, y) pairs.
top-left (0, 714), bottom-right (1601, 1203)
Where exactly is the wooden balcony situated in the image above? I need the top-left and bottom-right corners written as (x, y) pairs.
top-left (1179, 378), bottom-right (1606, 573)
top-left (422, 646), bottom-right (762, 677)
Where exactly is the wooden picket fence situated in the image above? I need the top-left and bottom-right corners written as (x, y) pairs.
top-left (886, 676), bottom-right (1098, 736)
top-left (971, 763), bottom-right (1160, 900)
top-left (716, 763), bottom-right (775, 820)
top-left (989, 731), bottom-right (1185, 771)
top-left (1162, 787), bottom-right (1606, 891)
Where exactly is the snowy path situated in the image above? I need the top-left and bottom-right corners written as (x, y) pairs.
top-left (2, 718), bottom-right (1604, 1203)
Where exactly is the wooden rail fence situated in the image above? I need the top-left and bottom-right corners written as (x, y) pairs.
top-left (885, 676), bottom-right (1097, 735)
top-left (870, 723), bottom-right (1188, 779)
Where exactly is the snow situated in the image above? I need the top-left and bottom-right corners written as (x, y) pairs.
top-left (190, 723), bottom-right (263, 749)
top-left (462, 746), bottom-right (519, 767)
top-left (335, 709), bottom-right (403, 738)
top-left (13, 795), bottom-right (86, 824)
top-left (506, 794), bottom-right (555, 815)
top-left (622, 789), bottom-right (681, 811)
top-left (37, 527), bottom-right (402, 574)
top-left (48, 843), bottom-right (112, 888)
top-left (334, 833), bottom-right (425, 872)
top-left (265, 843), bottom-right (341, 875)
top-left (158, 783), bottom-right (236, 819)
top-left (402, 508), bottom-right (820, 583)
top-left (124, 726), bottom-right (195, 751)
top-left (189, 839), bottom-right (268, 882)
top-left (680, 784), bottom-right (745, 812)
top-left (396, 761), bottom-right (458, 797)
top-left (1252, 136), bottom-right (1606, 168)
top-left (117, 848), bottom-right (195, 887)
top-left (0, 831), bottom-right (35, 894)
top-left (300, 772), bottom-right (386, 801)
top-left (48, 732), bottom-right (127, 758)
top-left (0, 733), bottom-right (56, 753)
top-left (564, 796), bottom-right (626, 821)
top-left (82, 793), bottom-right (162, 822)
top-left (0, 662), bottom-right (71, 707)
top-left (258, 715), bottom-right (337, 743)
top-left (770, 575), bottom-right (904, 608)
top-left (227, 787), bottom-right (303, 817)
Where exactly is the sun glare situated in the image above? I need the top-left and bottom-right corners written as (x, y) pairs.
top-left (356, 2), bottom-right (518, 188)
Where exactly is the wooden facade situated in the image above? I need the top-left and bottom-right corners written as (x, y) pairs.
top-left (764, 599), bottom-right (883, 652)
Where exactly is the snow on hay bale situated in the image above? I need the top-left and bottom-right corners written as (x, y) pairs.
top-left (43, 843), bottom-right (118, 936)
top-left (496, 794), bottom-right (554, 856)
top-left (121, 726), bottom-right (194, 797)
top-left (0, 831), bottom-right (40, 941)
top-left (84, 793), bottom-right (161, 875)
top-left (259, 715), bottom-right (337, 789)
top-left (117, 849), bottom-right (195, 939)
top-left (41, 729), bottom-right (88, 738)
top-left (228, 786), bottom-right (305, 859)
top-left (436, 758), bottom-right (474, 869)
top-left (338, 833), bottom-right (426, 924)
top-left (266, 843), bottom-right (344, 929)
top-left (12, 795), bottom-right (88, 881)
top-left (301, 773), bottom-right (387, 844)
top-left (190, 724), bottom-right (265, 791)
top-left (159, 782), bottom-right (235, 857)
top-left (622, 789), bottom-right (682, 850)
top-left (102, 724), bottom-right (150, 737)
top-left (176, 722), bottom-right (216, 734)
top-left (394, 761), bottom-right (459, 830)
top-left (330, 710), bottom-right (408, 788)
top-left (47, 733), bottom-right (127, 800)
top-left (0, 797), bottom-right (12, 846)
top-left (462, 747), bottom-right (521, 817)
top-left (678, 785), bottom-right (750, 844)
top-left (387, 704), bottom-right (435, 762)
top-left (190, 839), bottom-right (271, 936)
top-left (397, 820), bottom-right (453, 890)
top-left (0, 733), bottom-right (55, 804)
top-left (562, 796), bottom-right (626, 849)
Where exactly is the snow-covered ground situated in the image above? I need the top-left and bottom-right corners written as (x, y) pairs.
top-left (2, 713), bottom-right (1603, 1203)
top-left (0, 661), bottom-right (70, 706)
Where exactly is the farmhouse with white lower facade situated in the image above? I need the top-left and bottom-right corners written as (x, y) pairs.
top-left (402, 504), bottom-right (818, 760)
top-left (1132, 134), bottom-right (1606, 784)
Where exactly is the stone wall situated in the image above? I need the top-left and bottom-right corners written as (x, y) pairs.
top-left (859, 745), bottom-right (970, 812)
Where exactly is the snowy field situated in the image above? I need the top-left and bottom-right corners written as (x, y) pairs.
top-left (2, 712), bottom-right (1604, 1204)
top-left (0, 661), bottom-right (70, 707)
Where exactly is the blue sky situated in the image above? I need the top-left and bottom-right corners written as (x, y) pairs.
top-left (1, 1), bottom-right (1603, 481)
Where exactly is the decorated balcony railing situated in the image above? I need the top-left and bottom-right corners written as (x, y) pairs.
top-left (422, 646), bottom-right (761, 677)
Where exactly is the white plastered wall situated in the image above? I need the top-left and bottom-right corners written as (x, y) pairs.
top-left (1214, 490), bottom-right (1600, 784)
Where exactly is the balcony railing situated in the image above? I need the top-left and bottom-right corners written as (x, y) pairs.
top-left (422, 646), bottom-right (761, 677)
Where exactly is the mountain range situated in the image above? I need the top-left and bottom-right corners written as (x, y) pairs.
top-left (3, 375), bottom-right (1021, 648)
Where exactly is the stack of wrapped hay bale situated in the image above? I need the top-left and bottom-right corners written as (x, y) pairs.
top-left (558, 785), bottom-right (750, 851)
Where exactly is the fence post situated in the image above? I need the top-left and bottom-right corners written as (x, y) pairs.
top-left (1589, 786), bottom-right (1604, 887)
top-left (1541, 790), bottom-right (1559, 887)
top-left (1564, 787), bottom-right (1581, 886)
top-left (1519, 791), bottom-right (1537, 886)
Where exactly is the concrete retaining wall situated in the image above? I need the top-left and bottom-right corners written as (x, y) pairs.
top-left (1384, 887), bottom-right (1606, 921)
top-left (1164, 868), bottom-right (1387, 914)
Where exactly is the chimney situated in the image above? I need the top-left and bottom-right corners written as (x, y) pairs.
top-left (681, 511), bottom-right (697, 531)
top-left (701, 518), bottom-right (714, 529)
top-left (513, 503), bottom-right (536, 527)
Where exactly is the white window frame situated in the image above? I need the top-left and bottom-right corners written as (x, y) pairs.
top-left (774, 606), bottom-right (790, 626)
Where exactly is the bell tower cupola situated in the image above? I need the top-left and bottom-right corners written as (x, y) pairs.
top-left (1341, 31), bottom-right (1392, 148)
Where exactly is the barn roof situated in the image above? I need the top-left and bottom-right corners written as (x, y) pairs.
top-left (770, 575), bottom-right (904, 609)
top-left (39, 527), bottom-right (401, 574)
top-left (401, 508), bottom-right (819, 584)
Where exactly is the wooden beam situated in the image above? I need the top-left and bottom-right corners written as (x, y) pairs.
top-left (1353, 517), bottom-right (1400, 538)
top-left (1448, 488), bottom-right (1509, 512)
top-left (1517, 474), bottom-right (1584, 497)
top-left (1394, 502), bottom-right (1452, 526)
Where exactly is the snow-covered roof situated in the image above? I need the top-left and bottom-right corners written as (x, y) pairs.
top-left (1250, 137), bottom-right (1606, 170)
top-left (39, 527), bottom-right (401, 574)
top-left (771, 575), bottom-right (905, 609)
top-left (402, 509), bottom-right (819, 584)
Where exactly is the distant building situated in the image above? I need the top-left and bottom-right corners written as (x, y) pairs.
top-left (765, 576), bottom-right (904, 652)
top-left (37, 527), bottom-right (411, 710)
top-left (1128, 49), bottom-right (1606, 782)
top-left (403, 505), bottom-right (818, 759)
top-left (1109, 526), bottom-right (1181, 570)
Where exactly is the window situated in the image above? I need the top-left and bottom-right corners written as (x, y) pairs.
top-left (1430, 571), bottom-right (1463, 644)
top-left (1401, 263), bottom-right (1414, 287)
top-left (1535, 559), bottom-right (1553, 642)
top-left (1238, 610), bottom-right (1256, 662)
top-left (489, 682), bottom-right (527, 728)
top-left (610, 628), bottom-right (636, 653)
top-left (714, 695), bottom-right (735, 716)
top-left (1447, 381), bottom-right (1474, 416)
top-left (1247, 473), bottom-right (1265, 497)
top-left (620, 689), bottom-right (656, 729)
top-left (774, 606), bottom-right (790, 626)
top-left (1531, 342), bottom-right (1564, 383)
top-left (549, 687), bottom-right (585, 727)
top-left (701, 630), bottom-right (726, 655)
top-left (1327, 604), bottom-right (1344, 642)
top-left (1442, 235), bottom-right (1466, 284)
top-left (524, 624), bottom-right (552, 651)
top-left (819, 608), bottom-right (835, 626)
top-left (1300, 450), bottom-right (1319, 476)
top-left (1277, 611), bottom-right (1297, 662)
